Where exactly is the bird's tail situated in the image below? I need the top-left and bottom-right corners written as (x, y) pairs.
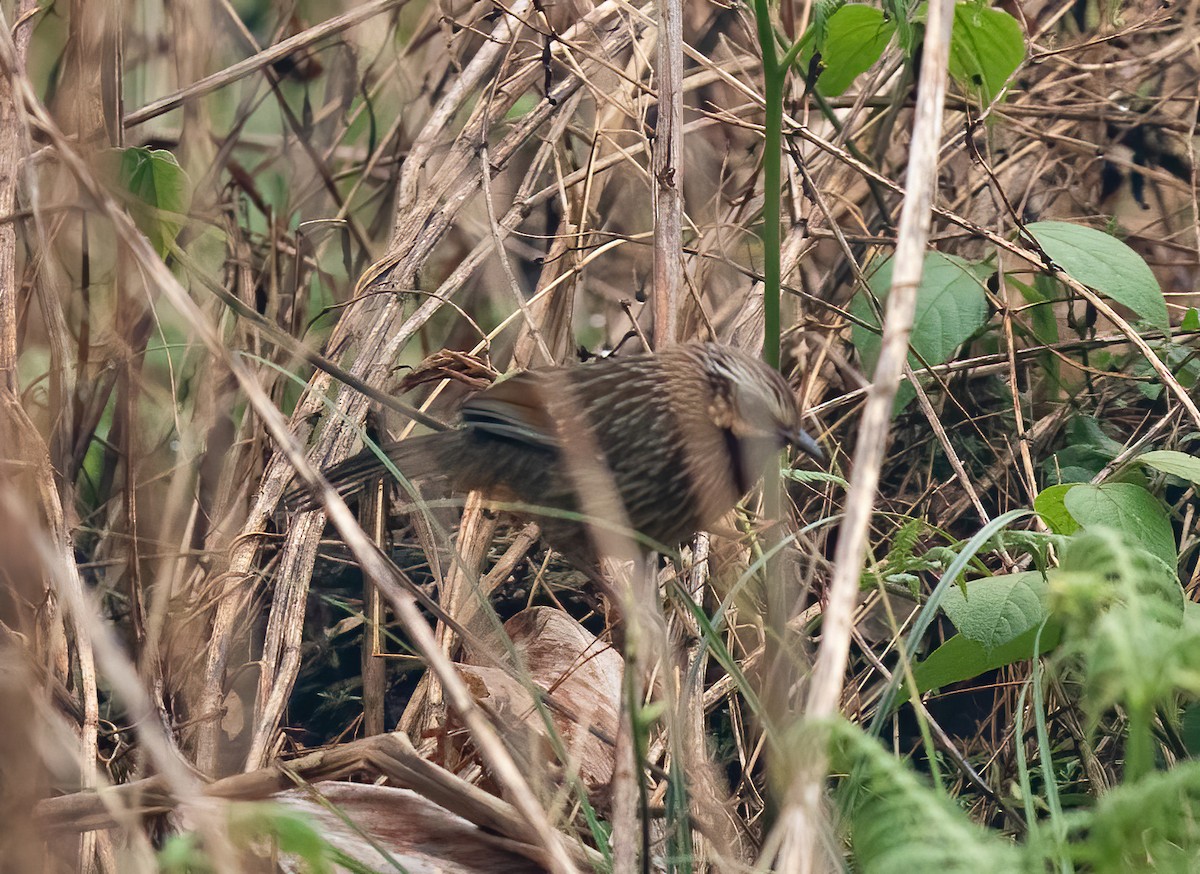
top-left (284, 432), bottom-right (458, 511)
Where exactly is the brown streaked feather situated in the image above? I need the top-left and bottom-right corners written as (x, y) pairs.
top-left (460, 371), bottom-right (558, 450)
top-left (289, 344), bottom-right (822, 562)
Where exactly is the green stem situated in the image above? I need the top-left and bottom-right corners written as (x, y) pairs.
top-left (780, 36), bottom-right (807, 75)
top-left (752, 0), bottom-right (783, 369)
top-left (751, 1), bottom-right (791, 828)
top-left (1124, 703), bottom-right (1153, 783)
top-left (762, 73), bottom-right (783, 370)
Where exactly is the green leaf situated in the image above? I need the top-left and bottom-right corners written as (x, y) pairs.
top-left (850, 251), bottom-right (991, 412)
top-left (809, 0), bottom-right (848, 49)
top-left (886, 0), bottom-right (914, 53)
top-left (268, 810), bottom-right (332, 873)
top-left (157, 834), bottom-right (203, 873)
top-left (1182, 307), bottom-right (1200, 331)
top-left (1138, 449), bottom-right (1200, 486)
top-left (906, 622), bottom-right (1062, 700)
top-left (1026, 220), bottom-right (1169, 330)
top-left (1063, 482), bottom-right (1176, 566)
top-left (1008, 276), bottom-right (1059, 346)
top-left (1052, 530), bottom-right (1182, 631)
top-left (1043, 417), bottom-right (1126, 485)
top-left (832, 721), bottom-right (1027, 870)
top-left (940, 571), bottom-right (1049, 653)
top-left (1052, 529), bottom-right (1191, 753)
top-left (99, 147), bottom-right (193, 258)
top-left (1162, 339), bottom-right (1200, 391)
top-left (948, 4), bottom-right (1025, 105)
top-left (1068, 416), bottom-right (1127, 457)
top-left (1034, 484), bottom-right (1078, 534)
top-left (1043, 445), bottom-right (1108, 485)
top-left (815, 5), bottom-right (897, 96)
top-left (228, 803), bottom-right (334, 874)
top-left (1077, 762), bottom-right (1200, 872)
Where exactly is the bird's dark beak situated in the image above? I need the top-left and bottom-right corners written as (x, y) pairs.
top-left (789, 427), bottom-right (825, 462)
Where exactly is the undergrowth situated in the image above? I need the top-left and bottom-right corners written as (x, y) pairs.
top-left (1, 0), bottom-right (1199, 870)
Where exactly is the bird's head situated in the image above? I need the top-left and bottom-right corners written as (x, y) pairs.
top-left (698, 345), bottom-right (824, 472)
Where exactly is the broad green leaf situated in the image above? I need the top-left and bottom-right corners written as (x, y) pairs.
top-left (1036, 444), bottom-right (1108, 485)
top-left (100, 147), bottom-right (192, 258)
top-left (940, 571), bottom-right (1049, 653)
top-left (1043, 417), bottom-right (1126, 484)
top-left (850, 251), bottom-right (990, 412)
top-left (1063, 482), bottom-right (1176, 566)
top-left (816, 5), bottom-right (896, 96)
top-left (1043, 445), bottom-right (1108, 485)
top-left (1034, 483), bottom-right (1079, 534)
top-left (1026, 221), bottom-right (1168, 329)
top-left (1069, 416), bottom-right (1128, 457)
top-left (949, 4), bottom-right (1025, 105)
top-left (904, 622), bottom-right (1062, 701)
top-left (1138, 449), bottom-right (1200, 486)
top-left (1182, 307), bottom-right (1200, 331)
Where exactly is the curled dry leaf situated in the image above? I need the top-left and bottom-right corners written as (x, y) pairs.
top-left (454, 607), bottom-right (622, 796)
top-left (396, 349), bottom-right (499, 393)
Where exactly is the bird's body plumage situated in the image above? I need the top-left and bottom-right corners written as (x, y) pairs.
top-left (298, 344), bottom-right (820, 558)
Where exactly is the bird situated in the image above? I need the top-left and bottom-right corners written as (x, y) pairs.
top-left (291, 343), bottom-right (823, 560)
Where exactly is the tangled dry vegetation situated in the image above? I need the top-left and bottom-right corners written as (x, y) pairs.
top-left (3, 0), bottom-right (1200, 870)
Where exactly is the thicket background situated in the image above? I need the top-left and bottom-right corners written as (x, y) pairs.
top-left (2, 0), bottom-right (1200, 870)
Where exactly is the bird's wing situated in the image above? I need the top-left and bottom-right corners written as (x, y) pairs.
top-left (460, 371), bottom-right (560, 450)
